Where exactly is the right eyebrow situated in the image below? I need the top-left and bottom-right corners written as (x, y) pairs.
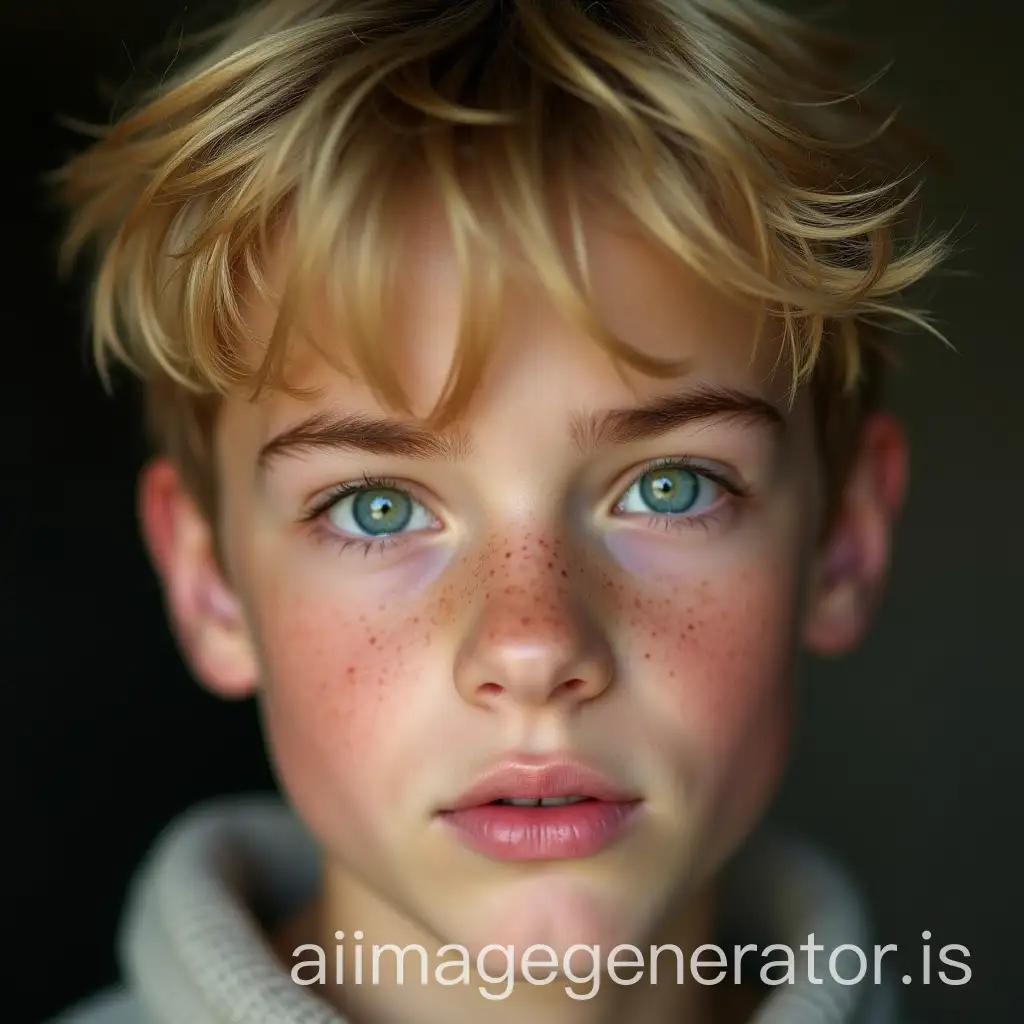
top-left (257, 411), bottom-right (472, 473)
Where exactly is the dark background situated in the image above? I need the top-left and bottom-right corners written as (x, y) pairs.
top-left (3, 0), bottom-right (1021, 1021)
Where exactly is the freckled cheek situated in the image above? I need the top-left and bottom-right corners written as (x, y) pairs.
top-left (245, 577), bottom-right (441, 840)
top-left (241, 540), bottom-right (452, 751)
top-left (607, 543), bottom-right (799, 783)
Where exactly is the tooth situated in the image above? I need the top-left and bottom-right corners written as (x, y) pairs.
top-left (497, 796), bottom-right (590, 807)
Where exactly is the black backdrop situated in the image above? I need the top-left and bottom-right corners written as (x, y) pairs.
top-left (3, 1), bottom-right (1021, 1022)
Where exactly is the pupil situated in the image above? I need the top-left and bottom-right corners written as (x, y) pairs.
top-left (640, 468), bottom-right (698, 514)
top-left (352, 489), bottom-right (412, 535)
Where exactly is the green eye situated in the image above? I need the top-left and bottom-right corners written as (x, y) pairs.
top-left (351, 489), bottom-right (413, 534)
top-left (618, 465), bottom-right (720, 517)
top-left (640, 467), bottom-right (700, 514)
top-left (327, 486), bottom-right (431, 538)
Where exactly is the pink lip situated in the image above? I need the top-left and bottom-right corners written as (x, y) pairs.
top-left (437, 758), bottom-right (642, 862)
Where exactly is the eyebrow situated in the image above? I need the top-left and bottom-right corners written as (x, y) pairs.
top-left (256, 385), bottom-right (785, 473)
top-left (257, 411), bottom-right (471, 471)
top-left (569, 384), bottom-right (785, 451)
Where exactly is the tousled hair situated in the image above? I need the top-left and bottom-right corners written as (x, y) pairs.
top-left (51, 0), bottom-right (949, 519)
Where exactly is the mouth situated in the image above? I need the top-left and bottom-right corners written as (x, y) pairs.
top-left (437, 759), bottom-right (642, 862)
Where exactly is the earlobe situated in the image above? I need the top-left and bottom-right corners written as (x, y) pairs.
top-left (802, 551), bottom-right (870, 656)
top-left (803, 412), bottom-right (909, 656)
top-left (138, 458), bottom-right (259, 699)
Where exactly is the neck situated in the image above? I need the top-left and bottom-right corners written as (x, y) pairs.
top-left (274, 866), bottom-right (748, 1024)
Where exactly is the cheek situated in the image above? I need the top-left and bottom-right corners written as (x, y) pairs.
top-left (602, 531), bottom-right (801, 800)
top-left (242, 551), bottom-right (450, 848)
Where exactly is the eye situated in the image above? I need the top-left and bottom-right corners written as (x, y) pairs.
top-left (326, 484), bottom-right (434, 538)
top-left (615, 464), bottom-right (723, 518)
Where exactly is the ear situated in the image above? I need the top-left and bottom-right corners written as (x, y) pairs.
top-left (803, 411), bottom-right (909, 656)
top-left (138, 458), bottom-right (259, 698)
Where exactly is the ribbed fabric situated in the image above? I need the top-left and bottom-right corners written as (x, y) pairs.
top-left (53, 795), bottom-right (901, 1024)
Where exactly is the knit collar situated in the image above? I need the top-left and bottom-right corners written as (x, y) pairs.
top-left (119, 795), bottom-right (898, 1024)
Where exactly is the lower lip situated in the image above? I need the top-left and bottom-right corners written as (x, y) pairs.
top-left (439, 800), bottom-right (641, 861)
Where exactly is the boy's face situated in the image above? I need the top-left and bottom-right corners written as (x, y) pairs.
top-left (142, 191), bottom-right (905, 962)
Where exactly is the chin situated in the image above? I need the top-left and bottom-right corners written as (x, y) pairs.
top-left (449, 871), bottom-right (662, 979)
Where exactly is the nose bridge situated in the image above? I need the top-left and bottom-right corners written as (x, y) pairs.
top-left (478, 534), bottom-right (579, 646)
top-left (453, 535), bottom-right (614, 708)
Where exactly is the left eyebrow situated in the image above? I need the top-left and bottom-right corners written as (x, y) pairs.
top-left (569, 384), bottom-right (786, 451)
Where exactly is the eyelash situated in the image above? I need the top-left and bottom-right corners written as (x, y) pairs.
top-left (301, 460), bottom-right (750, 554)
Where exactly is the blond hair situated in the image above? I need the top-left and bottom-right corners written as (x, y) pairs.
top-left (51, 0), bottom-right (949, 518)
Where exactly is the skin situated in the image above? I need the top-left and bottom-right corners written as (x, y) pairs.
top-left (139, 187), bottom-right (907, 1024)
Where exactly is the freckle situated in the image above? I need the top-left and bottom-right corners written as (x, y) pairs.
top-left (560, 570), bottom-right (568, 578)
top-left (644, 652), bottom-right (651, 659)
top-left (369, 636), bottom-right (377, 645)
top-left (688, 624), bottom-right (695, 632)
top-left (521, 617), bottom-right (532, 626)
top-left (547, 561), bottom-right (554, 569)
top-left (505, 552), bottom-right (512, 559)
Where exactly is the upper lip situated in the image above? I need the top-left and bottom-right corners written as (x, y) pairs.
top-left (442, 757), bottom-right (640, 811)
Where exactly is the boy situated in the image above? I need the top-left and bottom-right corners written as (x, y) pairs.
top-left (49, 0), bottom-right (949, 1022)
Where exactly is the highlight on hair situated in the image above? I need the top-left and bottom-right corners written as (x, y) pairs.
top-left (50, 0), bottom-right (950, 515)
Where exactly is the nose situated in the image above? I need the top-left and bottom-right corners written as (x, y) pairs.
top-left (453, 575), bottom-right (615, 712)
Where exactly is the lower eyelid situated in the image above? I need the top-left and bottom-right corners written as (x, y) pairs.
top-left (310, 519), bottom-right (411, 552)
top-left (612, 486), bottom-right (739, 530)
top-left (648, 499), bottom-right (733, 527)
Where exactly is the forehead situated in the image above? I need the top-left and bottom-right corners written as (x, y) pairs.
top-left (231, 187), bottom-right (792, 438)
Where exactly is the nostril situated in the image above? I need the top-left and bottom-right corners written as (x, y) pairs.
top-left (479, 682), bottom-right (503, 697)
top-left (561, 678), bottom-right (586, 692)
